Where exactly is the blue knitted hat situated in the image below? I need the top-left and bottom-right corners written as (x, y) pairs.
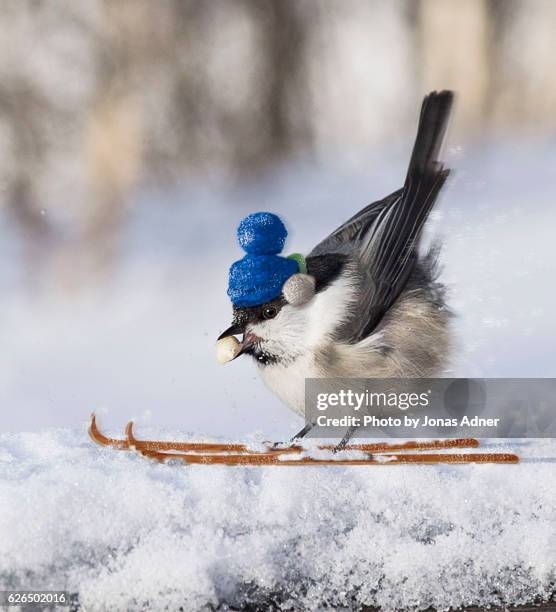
top-left (227, 212), bottom-right (299, 307)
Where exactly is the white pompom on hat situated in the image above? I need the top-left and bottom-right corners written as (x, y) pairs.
top-left (282, 273), bottom-right (316, 306)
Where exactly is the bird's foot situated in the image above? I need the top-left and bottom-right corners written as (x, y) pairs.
top-left (333, 425), bottom-right (359, 453)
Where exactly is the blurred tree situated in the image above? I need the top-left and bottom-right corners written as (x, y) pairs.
top-left (419, 0), bottom-right (491, 133)
top-left (82, 0), bottom-right (146, 278)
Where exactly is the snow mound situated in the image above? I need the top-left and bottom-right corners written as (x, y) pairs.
top-left (0, 429), bottom-right (554, 611)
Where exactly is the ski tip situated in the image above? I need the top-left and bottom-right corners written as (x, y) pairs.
top-left (88, 413), bottom-right (129, 449)
top-left (125, 420), bottom-right (138, 448)
top-left (88, 413), bottom-right (102, 445)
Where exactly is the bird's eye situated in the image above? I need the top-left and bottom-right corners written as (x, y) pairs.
top-left (262, 305), bottom-right (278, 320)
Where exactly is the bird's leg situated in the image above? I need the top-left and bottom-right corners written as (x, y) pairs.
top-left (291, 422), bottom-right (315, 441)
top-left (334, 426), bottom-right (359, 453)
top-left (270, 422), bottom-right (316, 450)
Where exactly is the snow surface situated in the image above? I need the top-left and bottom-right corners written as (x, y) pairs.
top-left (0, 429), bottom-right (554, 611)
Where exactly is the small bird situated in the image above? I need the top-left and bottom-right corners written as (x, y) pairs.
top-left (217, 91), bottom-right (454, 446)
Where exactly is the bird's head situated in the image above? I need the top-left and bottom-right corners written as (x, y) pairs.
top-left (218, 294), bottom-right (312, 365)
top-left (217, 212), bottom-right (316, 366)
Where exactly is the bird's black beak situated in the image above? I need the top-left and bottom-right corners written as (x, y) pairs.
top-left (217, 323), bottom-right (244, 341)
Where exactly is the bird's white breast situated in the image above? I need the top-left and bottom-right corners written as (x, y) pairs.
top-left (259, 353), bottom-right (318, 416)
top-left (258, 270), bottom-right (359, 416)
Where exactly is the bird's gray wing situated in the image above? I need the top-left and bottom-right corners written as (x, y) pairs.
top-left (341, 90), bottom-right (454, 342)
top-left (308, 189), bottom-right (402, 257)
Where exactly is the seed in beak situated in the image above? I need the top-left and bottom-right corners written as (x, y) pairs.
top-left (216, 335), bottom-right (241, 364)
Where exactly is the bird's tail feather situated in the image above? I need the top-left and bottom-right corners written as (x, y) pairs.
top-left (406, 90), bottom-right (453, 181)
top-left (352, 90), bottom-right (454, 340)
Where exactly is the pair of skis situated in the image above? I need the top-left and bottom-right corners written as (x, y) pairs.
top-left (88, 414), bottom-right (519, 466)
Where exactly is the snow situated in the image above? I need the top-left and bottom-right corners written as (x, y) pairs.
top-left (0, 430), bottom-right (554, 611)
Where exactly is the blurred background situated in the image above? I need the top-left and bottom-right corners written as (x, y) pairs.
top-left (0, 0), bottom-right (555, 434)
